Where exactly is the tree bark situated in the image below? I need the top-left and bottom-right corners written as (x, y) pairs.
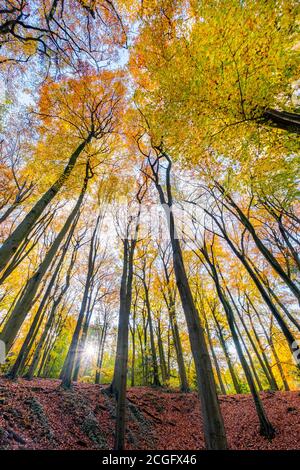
top-left (204, 316), bottom-right (226, 395)
top-left (217, 184), bottom-right (300, 303)
top-left (150, 151), bottom-right (227, 449)
top-left (0, 170), bottom-right (89, 353)
top-left (0, 137), bottom-right (92, 273)
top-left (7, 214), bottom-right (78, 379)
top-left (262, 108), bottom-right (300, 134)
top-left (143, 279), bottom-right (161, 387)
top-left (201, 244), bottom-right (275, 439)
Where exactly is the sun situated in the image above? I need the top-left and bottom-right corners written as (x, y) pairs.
top-left (84, 343), bottom-right (96, 358)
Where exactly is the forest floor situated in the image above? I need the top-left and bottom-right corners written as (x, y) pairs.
top-left (0, 377), bottom-right (299, 450)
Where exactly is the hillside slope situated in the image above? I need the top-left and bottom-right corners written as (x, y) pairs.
top-left (0, 378), bottom-right (299, 450)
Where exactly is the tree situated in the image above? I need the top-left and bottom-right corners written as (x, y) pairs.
top-left (0, 160), bottom-right (93, 353)
top-left (110, 184), bottom-right (145, 450)
top-left (0, 72), bottom-right (124, 273)
top-left (144, 148), bottom-right (228, 450)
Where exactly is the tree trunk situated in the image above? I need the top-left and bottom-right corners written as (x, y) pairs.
top-left (216, 226), bottom-right (298, 354)
top-left (234, 316), bottom-right (264, 392)
top-left (0, 137), bottom-right (91, 272)
top-left (262, 108), bottom-right (300, 134)
top-left (95, 321), bottom-right (107, 385)
top-left (151, 152), bottom-right (227, 449)
top-left (202, 246), bottom-right (275, 439)
top-left (160, 261), bottom-right (189, 391)
top-left (157, 320), bottom-right (168, 385)
top-left (25, 303), bottom-right (57, 380)
top-left (204, 316), bottom-right (226, 395)
top-left (218, 184), bottom-right (300, 303)
top-left (7, 215), bottom-right (78, 379)
top-left (0, 171), bottom-right (88, 353)
top-left (143, 281), bottom-right (161, 387)
top-left (60, 202), bottom-right (98, 389)
top-left (247, 307), bottom-right (279, 391)
top-left (210, 305), bottom-right (242, 394)
top-left (130, 319), bottom-right (136, 387)
top-left (226, 288), bottom-right (278, 391)
top-left (113, 238), bottom-right (135, 449)
top-left (112, 194), bottom-right (143, 450)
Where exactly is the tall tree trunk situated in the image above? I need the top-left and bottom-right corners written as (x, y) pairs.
top-left (72, 300), bottom-right (93, 381)
top-left (0, 137), bottom-right (92, 272)
top-left (0, 169), bottom-right (89, 353)
top-left (233, 317), bottom-right (264, 392)
top-left (95, 320), bottom-right (107, 385)
top-left (217, 183), bottom-right (300, 302)
top-left (130, 318), bottom-right (136, 387)
top-left (157, 319), bottom-right (168, 385)
top-left (25, 303), bottom-right (57, 380)
top-left (202, 245), bottom-right (275, 439)
top-left (211, 308), bottom-right (241, 394)
top-left (26, 254), bottom-right (75, 380)
top-left (143, 281), bottom-right (161, 387)
top-left (225, 286), bottom-right (278, 391)
top-left (160, 252), bottom-right (189, 391)
top-left (247, 310), bottom-right (279, 391)
top-left (112, 192), bottom-right (143, 450)
top-left (151, 151), bottom-right (227, 449)
top-left (113, 237), bottom-right (136, 449)
top-left (204, 315), bottom-right (226, 395)
top-left (60, 202), bottom-right (99, 388)
top-left (60, 269), bottom-right (91, 387)
top-left (7, 214), bottom-right (78, 379)
top-left (260, 315), bottom-right (290, 392)
top-left (137, 326), bottom-right (146, 385)
top-left (212, 222), bottom-right (298, 354)
top-left (169, 310), bottom-right (189, 392)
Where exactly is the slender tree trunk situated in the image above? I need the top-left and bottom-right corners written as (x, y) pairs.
top-left (234, 317), bottom-right (263, 392)
top-left (266, 318), bottom-right (290, 391)
top-left (7, 216), bottom-right (78, 379)
top-left (60, 203), bottom-right (98, 389)
top-left (204, 317), bottom-right (226, 395)
top-left (25, 304), bottom-right (57, 380)
top-left (109, 240), bottom-right (129, 395)
top-left (113, 238), bottom-right (135, 449)
top-left (137, 326), bottom-right (145, 385)
top-left (202, 247), bottom-right (275, 439)
top-left (37, 328), bottom-right (55, 376)
top-left (218, 184), bottom-right (300, 302)
top-left (210, 306), bottom-right (242, 394)
top-left (72, 305), bottom-right (93, 381)
top-left (95, 321), bottom-right (107, 384)
top-left (226, 288), bottom-right (278, 391)
top-left (130, 316), bottom-right (136, 387)
top-left (60, 278), bottom-right (90, 387)
top-left (112, 193), bottom-right (144, 450)
top-left (169, 312), bottom-right (189, 391)
top-left (162, 278), bottom-right (189, 391)
top-left (0, 172), bottom-right (88, 353)
top-left (157, 320), bottom-right (168, 385)
top-left (218, 228), bottom-right (297, 353)
top-left (247, 308), bottom-right (279, 390)
top-left (0, 137), bottom-right (92, 272)
top-left (143, 282), bottom-right (161, 387)
top-left (151, 152), bottom-right (227, 449)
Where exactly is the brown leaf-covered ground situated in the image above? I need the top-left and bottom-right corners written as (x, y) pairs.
top-left (0, 377), bottom-right (299, 450)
